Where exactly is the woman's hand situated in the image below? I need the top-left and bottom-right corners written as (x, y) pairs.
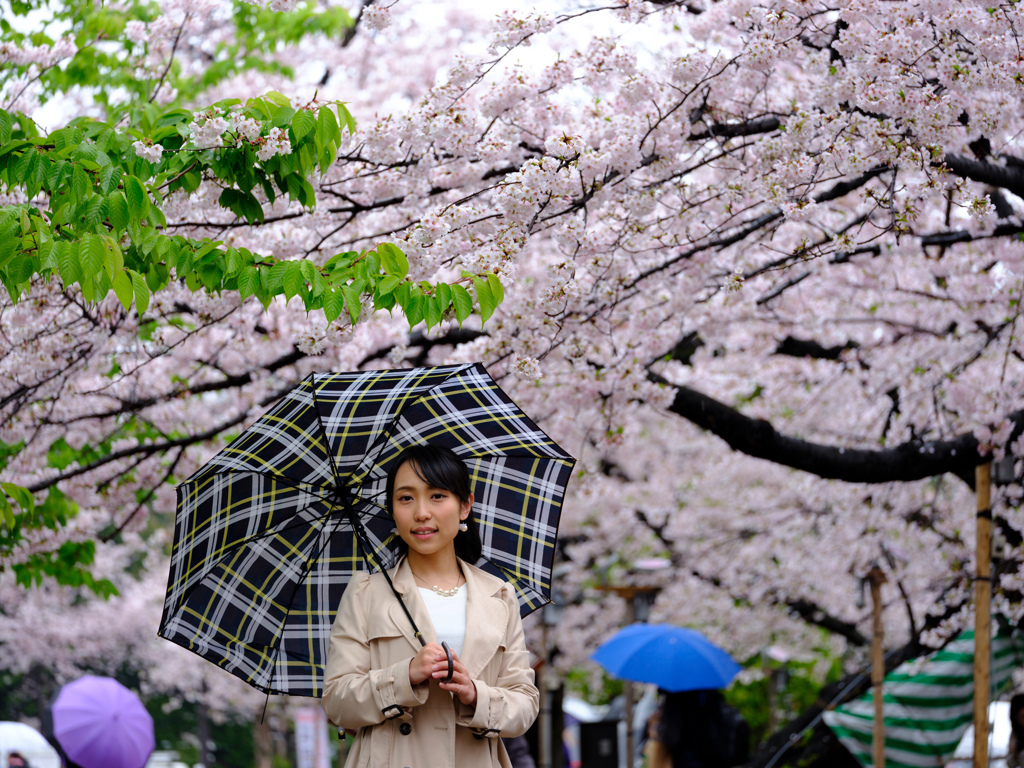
top-left (432, 647), bottom-right (477, 707)
top-left (409, 642), bottom-right (446, 685)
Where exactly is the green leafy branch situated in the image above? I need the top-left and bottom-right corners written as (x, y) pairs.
top-left (1, 475), bottom-right (118, 598)
top-left (0, 94), bottom-right (505, 327)
top-left (1, 0), bottom-right (355, 115)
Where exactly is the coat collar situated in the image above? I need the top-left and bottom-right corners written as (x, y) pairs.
top-left (386, 557), bottom-right (510, 678)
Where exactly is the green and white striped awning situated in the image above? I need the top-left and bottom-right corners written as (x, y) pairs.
top-left (823, 629), bottom-right (1024, 768)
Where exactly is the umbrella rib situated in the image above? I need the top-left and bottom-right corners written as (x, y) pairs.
top-left (258, 503), bottom-right (349, 695)
top-left (165, 494), bottom-right (349, 615)
top-left (480, 555), bottom-right (548, 599)
top-left (190, 468), bottom-right (338, 504)
top-left (178, 490), bottom-right (392, 560)
top-left (309, 375), bottom-right (345, 494)
top-left (344, 364), bottom-right (473, 487)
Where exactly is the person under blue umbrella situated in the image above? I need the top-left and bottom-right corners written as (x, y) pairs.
top-left (654, 689), bottom-right (750, 768)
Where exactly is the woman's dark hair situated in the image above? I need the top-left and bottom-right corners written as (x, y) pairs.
top-left (1011, 693), bottom-right (1024, 743)
top-left (386, 444), bottom-right (482, 564)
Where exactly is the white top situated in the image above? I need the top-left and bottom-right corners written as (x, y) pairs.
top-left (418, 585), bottom-right (468, 657)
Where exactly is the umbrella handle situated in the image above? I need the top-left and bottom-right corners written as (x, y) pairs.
top-left (442, 641), bottom-right (454, 683)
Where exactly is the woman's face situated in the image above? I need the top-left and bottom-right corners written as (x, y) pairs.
top-left (391, 460), bottom-right (472, 560)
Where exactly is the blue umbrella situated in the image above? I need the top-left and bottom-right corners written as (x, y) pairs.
top-left (591, 623), bottom-right (741, 692)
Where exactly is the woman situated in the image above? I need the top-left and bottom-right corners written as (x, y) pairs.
top-left (321, 444), bottom-right (539, 768)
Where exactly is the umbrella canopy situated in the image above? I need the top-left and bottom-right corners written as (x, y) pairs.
top-left (823, 628), bottom-right (1024, 768)
top-left (159, 362), bottom-right (575, 696)
top-left (51, 676), bottom-right (154, 768)
top-left (592, 623), bottom-right (741, 692)
top-left (0, 721), bottom-right (61, 768)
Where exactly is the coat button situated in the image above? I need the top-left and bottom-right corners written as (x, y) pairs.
top-left (399, 722), bottom-right (412, 736)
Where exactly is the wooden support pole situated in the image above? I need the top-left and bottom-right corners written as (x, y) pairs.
top-left (868, 565), bottom-right (887, 768)
top-left (974, 461), bottom-right (993, 768)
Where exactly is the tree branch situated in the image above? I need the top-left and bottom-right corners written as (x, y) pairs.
top-left (941, 153), bottom-right (1024, 199)
top-left (648, 370), bottom-right (1020, 485)
top-left (689, 114), bottom-right (783, 141)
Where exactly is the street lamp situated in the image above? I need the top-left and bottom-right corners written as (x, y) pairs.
top-left (594, 557), bottom-right (670, 767)
top-left (539, 566), bottom-right (574, 768)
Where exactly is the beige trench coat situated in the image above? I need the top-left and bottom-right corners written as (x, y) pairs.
top-left (321, 558), bottom-right (539, 768)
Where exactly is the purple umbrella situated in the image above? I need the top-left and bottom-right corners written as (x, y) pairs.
top-left (52, 675), bottom-right (155, 768)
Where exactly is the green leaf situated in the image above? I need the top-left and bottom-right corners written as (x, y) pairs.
top-left (363, 250), bottom-right (380, 278)
top-left (377, 275), bottom-right (401, 297)
top-left (266, 260), bottom-right (289, 293)
top-left (341, 284), bottom-right (361, 323)
top-left (102, 236), bottom-right (124, 278)
top-left (106, 191), bottom-right (129, 232)
top-left (336, 103), bottom-right (357, 135)
top-left (377, 242), bottom-right (409, 278)
top-left (451, 284), bottom-right (473, 324)
top-left (282, 260), bottom-right (305, 301)
top-left (72, 165), bottom-right (90, 200)
top-left (292, 109), bottom-right (315, 143)
top-left (0, 234), bottom-right (16, 271)
top-left (219, 188), bottom-right (243, 218)
top-left (435, 282), bottom-right (452, 310)
top-left (264, 91), bottom-right (291, 107)
top-left (425, 294), bottom-right (443, 328)
top-left (373, 290), bottom-right (396, 312)
top-left (80, 234), bottom-right (105, 280)
top-left (123, 175), bottom-right (149, 221)
top-left (0, 491), bottom-right (13, 530)
top-left (2, 481), bottom-right (34, 515)
top-left (487, 273), bottom-right (504, 307)
top-left (237, 266), bottom-right (260, 300)
top-left (130, 270), bottom-right (150, 314)
top-left (404, 291), bottom-right (426, 327)
top-left (56, 241), bottom-right (82, 286)
top-left (240, 191), bottom-right (264, 223)
top-left (224, 248), bottom-right (242, 277)
top-left (0, 109), bottom-right (11, 146)
top-left (474, 276), bottom-right (497, 323)
top-left (318, 141), bottom-right (337, 176)
top-left (271, 104), bottom-right (296, 129)
top-left (323, 288), bottom-right (344, 323)
top-left (112, 268), bottom-right (133, 310)
top-left (316, 104), bottom-right (340, 146)
top-left (309, 267), bottom-right (328, 297)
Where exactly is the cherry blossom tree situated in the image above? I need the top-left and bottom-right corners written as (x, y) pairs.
top-left (3, 1), bottom-right (1024, 758)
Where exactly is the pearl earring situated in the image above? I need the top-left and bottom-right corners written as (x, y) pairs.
top-left (459, 522), bottom-right (468, 532)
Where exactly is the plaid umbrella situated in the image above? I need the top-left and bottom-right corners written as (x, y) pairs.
top-left (158, 363), bottom-right (575, 697)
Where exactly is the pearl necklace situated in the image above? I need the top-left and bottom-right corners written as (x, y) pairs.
top-left (412, 571), bottom-right (462, 597)
top-left (431, 583), bottom-right (461, 597)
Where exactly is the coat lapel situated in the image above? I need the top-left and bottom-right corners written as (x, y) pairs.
top-left (386, 558), bottom-right (436, 652)
top-left (460, 563), bottom-right (509, 679)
